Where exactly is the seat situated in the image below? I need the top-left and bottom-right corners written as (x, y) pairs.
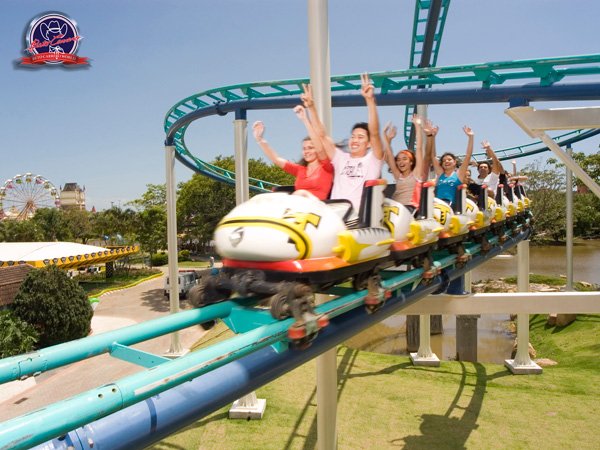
top-left (355, 179), bottom-right (387, 228)
top-left (324, 199), bottom-right (356, 224)
top-left (272, 185), bottom-right (295, 194)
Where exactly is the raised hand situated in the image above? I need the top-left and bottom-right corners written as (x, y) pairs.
top-left (412, 114), bottom-right (423, 128)
top-left (423, 119), bottom-right (439, 136)
top-left (360, 73), bottom-right (374, 100)
top-left (294, 105), bottom-right (307, 121)
top-left (463, 125), bottom-right (474, 137)
top-left (252, 121), bottom-right (265, 141)
top-left (300, 83), bottom-right (314, 108)
top-left (383, 121), bottom-right (397, 142)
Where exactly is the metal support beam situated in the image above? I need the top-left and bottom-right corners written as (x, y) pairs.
top-left (230, 112), bottom-right (265, 419)
top-left (506, 106), bottom-right (600, 199)
top-left (308, 1), bottom-right (337, 448)
top-left (233, 118), bottom-right (249, 204)
top-left (566, 145), bottom-right (574, 290)
top-left (399, 291), bottom-right (600, 315)
top-left (164, 145), bottom-right (182, 355)
top-left (505, 240), bottom-right (542, 374)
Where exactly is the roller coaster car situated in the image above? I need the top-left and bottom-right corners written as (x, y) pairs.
top-left (511, 181), bottom-right (532, 224)
top-left (206, 180), bottom-right (395, 338)
top-left (430, 184), bottom-right (473, 263)
top-left (382, 181), bottom-right (441, 276)
top-left (200, 179), bottom-right (449, 339)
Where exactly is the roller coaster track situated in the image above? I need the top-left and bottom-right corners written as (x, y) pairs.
top-left (404, 0), bottom-right (451, 148)
top-left (470, 128), bottom-right (600, 162)
top-left (165, 53), bottom-right (600, 193)
top-left (0, 228), bottom-right (532, 449)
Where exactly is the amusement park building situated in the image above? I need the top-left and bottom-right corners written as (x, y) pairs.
top-left (59, 183), bottom-right (85, 210)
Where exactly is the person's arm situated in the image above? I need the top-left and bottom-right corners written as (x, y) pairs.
top-left (252, 121), bottom-right (286, 169)
top-left (293, 105), bottom-right (327, 160)
top-left (383, 122), bottom-right (401, 179)
top-left (424, 119), bottom-right (442, 176)
top-left (361, 73), bottom-right (383, 160)
top-left (300, 83), bottom-right (337, 160)
top-left (412, 114), bottom-right (424, 180)
top-left (481, 140), bottom-right (503, 174)
top-left (457, 125), bottom-right (474, 183)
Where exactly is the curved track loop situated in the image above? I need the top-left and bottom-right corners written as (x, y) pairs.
top-left (165, 54), bottom-right (600, 192)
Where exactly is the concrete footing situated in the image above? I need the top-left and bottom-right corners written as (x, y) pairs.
top-left (456, 315), bottom-right (480, 362)
top-left (409, 352), bottom-right (440, 367)
top-left (163, 348), bottom-right (190, 359)
top-left (229, 392), bottom-right (267, 419)
top-left (504, 359), bottom-right (543, 375)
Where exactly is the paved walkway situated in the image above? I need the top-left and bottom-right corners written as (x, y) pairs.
top-left (0, 271), bottom-right (206, 422)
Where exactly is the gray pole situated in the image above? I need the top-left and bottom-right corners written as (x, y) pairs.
top-left (234, 111), bottom-right (249, 204)
top-left (565, 145), bottom-right (574, 291)
top-left (229, 111), bottom-right (266, 418)
top-left (164, 145), bottom-right (182, 355)
top-left (505, 240), bottom-right (542, 374)
top-left (307, 1), bottom-right (337, 449)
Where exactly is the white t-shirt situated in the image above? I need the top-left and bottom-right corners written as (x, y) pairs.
top-left (476, 172), bottom-right (499, 193)
top-left (330, 149), bottom-right (383, 211)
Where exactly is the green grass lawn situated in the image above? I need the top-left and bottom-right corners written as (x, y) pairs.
top-left (178, 261), bottom-right (212, 268)
top-left (78, 268), bottom-right (162, 297)
top-left (150, 312), bottom-right (600, 450)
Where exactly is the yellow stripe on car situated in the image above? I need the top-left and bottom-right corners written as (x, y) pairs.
top-left (219, 217), bottom-right (312, 259)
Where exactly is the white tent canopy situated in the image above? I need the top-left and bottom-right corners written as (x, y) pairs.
top-left (0, 242), bottom-right (138, 269)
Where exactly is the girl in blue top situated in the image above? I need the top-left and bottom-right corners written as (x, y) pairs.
top-left (428, 124), bottom-right (475, 205)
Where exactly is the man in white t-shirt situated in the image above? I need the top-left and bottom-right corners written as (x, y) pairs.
top-left (301, 73), bottom-right (384, 211)
top-left (475, 140), bottom-right (503, 196)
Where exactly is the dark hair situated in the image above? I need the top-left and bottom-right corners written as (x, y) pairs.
top-left (477, 160), bottom-right (491, 170)
top-left (439, 152), bottom-right (460, 166)
top-left (298, 136), bottom-right (313, 166)
top-left (352, 122), bottom-right (370, 140)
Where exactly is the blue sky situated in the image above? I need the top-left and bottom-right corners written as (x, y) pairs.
top-left (2, 0), bottom-right (599, 211)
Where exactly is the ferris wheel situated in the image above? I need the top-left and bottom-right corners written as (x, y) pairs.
top-left (0, 173), bottom-right (61, 220)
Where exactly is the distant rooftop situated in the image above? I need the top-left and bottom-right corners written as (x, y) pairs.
top-left (62, 183), bottom-right (84, 192)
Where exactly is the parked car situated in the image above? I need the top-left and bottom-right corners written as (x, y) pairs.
top-left (164, 271), bottom-right (197, 299)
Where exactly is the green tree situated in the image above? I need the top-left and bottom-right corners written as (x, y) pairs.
top-left (522, 160), bottom-right (566, 242)
top-left (127, 184), bottom-right (166, 211)
top-left (572, 151), bottom-right (600, 186)
top-left (11, 265), bottom-right (93, 348)
top-left (63, 209), bottom-right (94, 243)
top-left (91, 206), bottom-right (137, 244)
top-left (0, 218), bottom-right (42, 242)
top-left (136, 206), bottom-right (167, 261)
top-left (31, 208), bottom-right (71, 241)
top-left (176, 155), bottom-right (294, 251)
top-left (0, 310), bottom-right (39, 358)
top-left (573, 193), bottom-right (600, 238)
top-left (543, 151), bottom-right (600, 240)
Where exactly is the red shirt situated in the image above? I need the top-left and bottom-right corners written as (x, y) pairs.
top-left (283, 159), bottom-right (333, 200)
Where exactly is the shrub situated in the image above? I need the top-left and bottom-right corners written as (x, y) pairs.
top-left (0, 310), bottom-right (39, 358)
top-left (11, 265), bottom-right (93, 348)
top-left (178, 250), bottom-right (191, 262)
top-left (151, 252), bottom-right (168, 266)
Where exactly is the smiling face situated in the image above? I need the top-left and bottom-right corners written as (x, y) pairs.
top-left (440, 153), bottom-right (457, 172)
top-left (478, 162), bottom-right (491, 178)
top-left (395, 151), bottom-right (415, 175)
top-left (349, 124), bottom-right (370, 157)
top-left (301, 139), bottom-right (318, 163)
